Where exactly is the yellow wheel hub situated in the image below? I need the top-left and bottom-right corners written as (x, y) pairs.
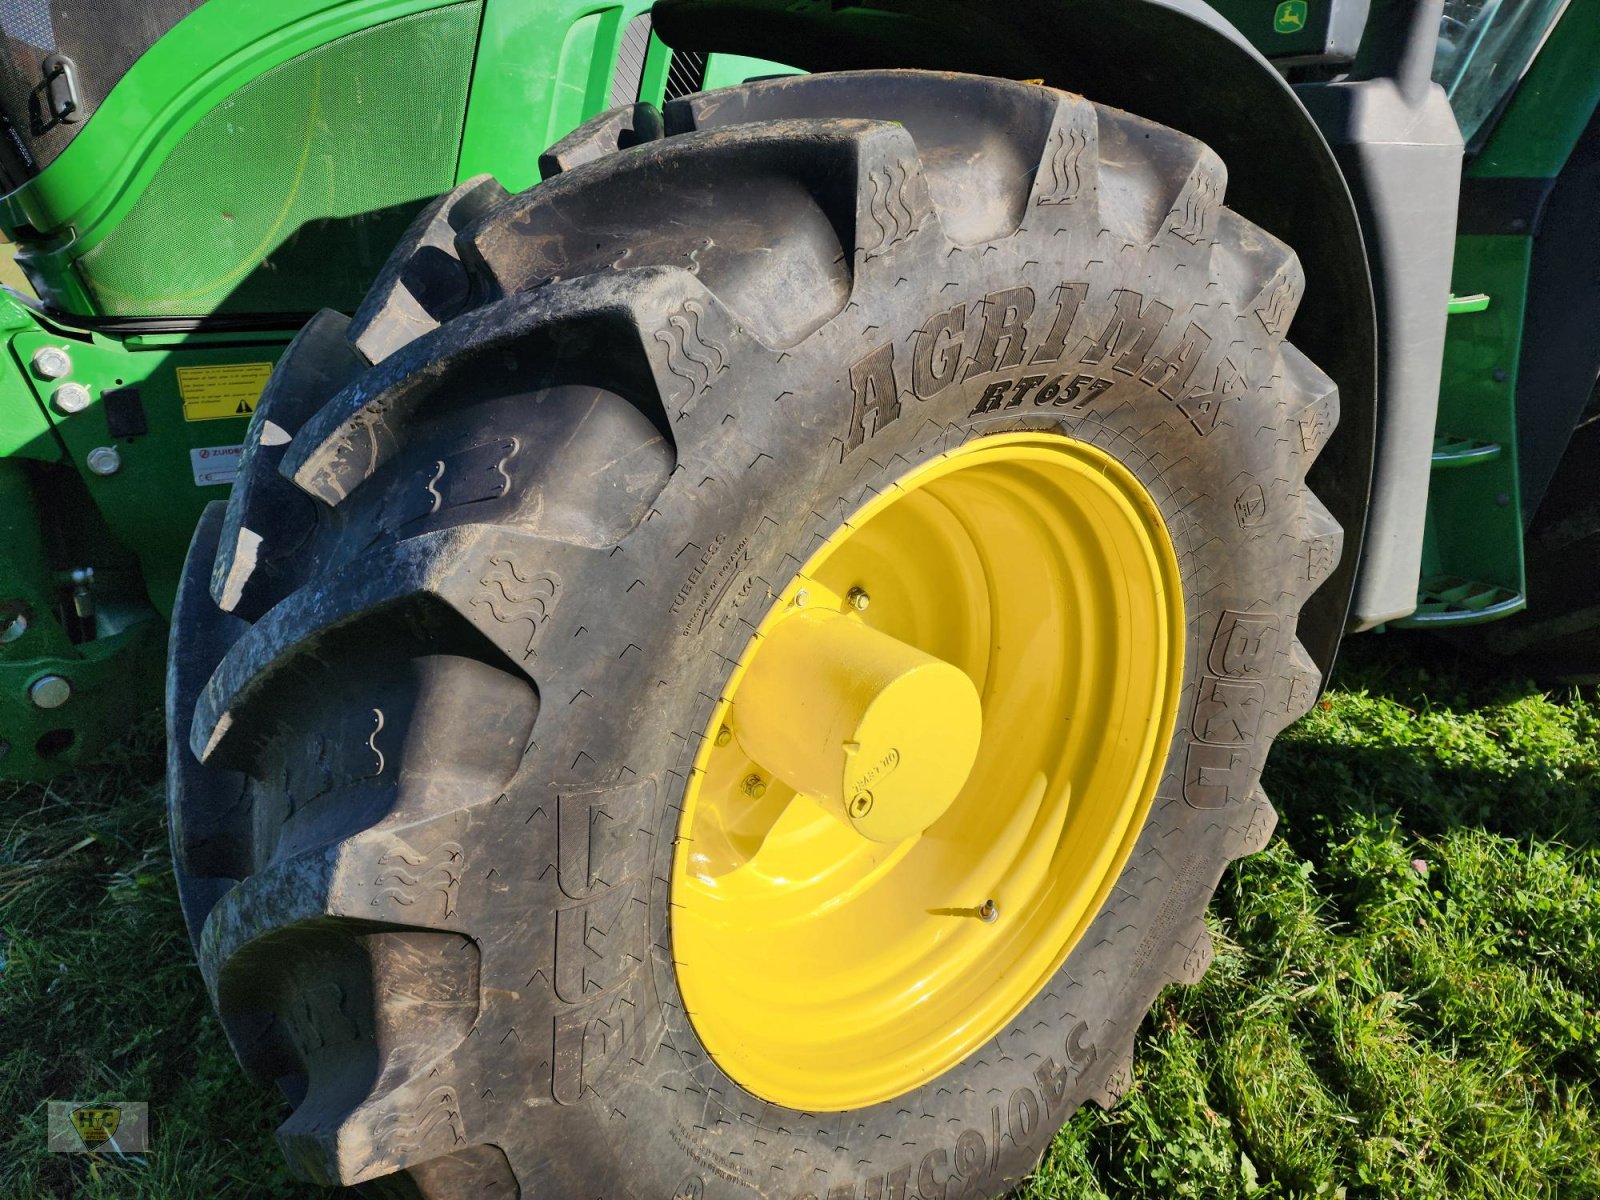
top-left (672, 432), bottom-right (1184, 1111)
top-left (733, 608), bottom-right (984, 843)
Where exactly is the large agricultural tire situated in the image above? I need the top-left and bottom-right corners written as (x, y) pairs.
top-left (167, 70), bottom-right (1342, 1198)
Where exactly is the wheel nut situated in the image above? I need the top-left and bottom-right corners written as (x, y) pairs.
top-left (715, 725), bottom-right (733, 748)
top-left (793, 588), bottom-right (809, 607)
top-left (0, 612), bottom-right (25, 644)
top-left (847, 587), bottom-right (871, 612)
top-left (30, 345), bottom-right (71, 379)
top-left (52, 382), bottom-right (91, 415)
top-left (978, 899), bottom-right (998, 923)
top-left (849, 791), bottom-right (874, 818)
top-left (29, 675), bottom-right (71, 709)
top-left (742, 774), bottom-right (768, 799)
top-left (86, 446), bottom-right (121, 476)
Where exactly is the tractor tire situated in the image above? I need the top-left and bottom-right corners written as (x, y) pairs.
top-left (168, 70), bottom-right (1342, 1199)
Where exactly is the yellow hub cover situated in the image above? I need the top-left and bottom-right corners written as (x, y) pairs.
top-left (732, 608), bottom-right (984, 843)
top-left (671, 432), bottom-right (1185, 1111)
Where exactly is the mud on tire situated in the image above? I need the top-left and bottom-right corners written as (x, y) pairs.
top-left (168, 70), bottom-right (1342, 1198)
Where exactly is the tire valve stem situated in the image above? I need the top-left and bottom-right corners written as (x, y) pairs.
top-left (978, 899), bottom-right (999, 923)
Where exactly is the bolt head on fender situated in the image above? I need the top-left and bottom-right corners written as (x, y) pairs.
top-left (85, 446), bottom-right (121, 476)
top-left (29, 674), bottom-right (71, 709)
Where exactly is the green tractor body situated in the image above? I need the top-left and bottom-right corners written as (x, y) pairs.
top-left (0, 0), bottom-right (797, 776)
top-left (1, 1), bottom-right (1598, 1191)
top-left (3, 0), bottom-right (1594, 779)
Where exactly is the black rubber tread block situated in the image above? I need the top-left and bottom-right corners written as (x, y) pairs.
top-left (165, 70), bottom-right (1349, 1199)
top-left (459, 118), bottom-right (951, 349)
top-left (192, 530), bottom-right (537, 777)
top-left (1025, 88), bottom-right (1102, 215)
top-left (538, 100), bottom-right (665, 179)
top-left (210, 309), bottom-right (366, 622)
top-left (377, 1143), bottom-right (522, 1199)
top-left (169, 502), bottom-right (252, 893)
top-left (284, 383), bottom-right (676, 599)
top-left (1233, 223), bottom-right (1307, 348)
top-left (207, 921), bottom-right (483, 1185)
top-left (1276, 637), bottom-right (1324, 731)
top-left (283, 271), bottom-right (689, 508)
top-left (706, 70), bottom-right (1196, 248)
top-left (667, 70), bottom-right (1068, 246)
top-left (1231, 787), bottom-right (1281, 860)
top-left (1295, 492), bottom-right (1345, 605)
top-left (1282, 341), bottom-right (1341, 470)
top-left (1085, 1040), bottom-right (1139, 1111)
top-left (347, 175), bottom-right (510, 366)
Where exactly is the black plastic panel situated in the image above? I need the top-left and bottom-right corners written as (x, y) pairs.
top-left (1515, 99), bottom-right (1600, 522)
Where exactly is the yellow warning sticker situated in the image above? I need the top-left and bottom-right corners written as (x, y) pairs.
top-left (176, 362), bottom-right (273, 422)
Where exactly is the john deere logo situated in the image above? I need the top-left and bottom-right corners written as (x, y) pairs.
top-left (69, 1105), bottom-right (120, 1149)
top-left (1274, 0), bottom-right (1308, 33)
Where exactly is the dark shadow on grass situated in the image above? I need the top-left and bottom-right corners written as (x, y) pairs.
top-left (0, 713), bottom-right (320, 1199)
top-left (1325, 628), bottom-right (1593, 718)
top-left (1268, 632), bottom-right (1599, 851)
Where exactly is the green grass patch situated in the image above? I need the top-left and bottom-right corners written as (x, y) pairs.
top-left (0, 722), bottom-right (305, 1199)
top-left (1023, 637), bottom-right (1600, 1199)
top-left (3, 636), bottom-right (1597, 1197)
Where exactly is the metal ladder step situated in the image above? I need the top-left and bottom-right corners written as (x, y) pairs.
top-left (1395, 573), bottom-right (1526, 627)
top-left (1431, 433), bottom-right (1503, 468)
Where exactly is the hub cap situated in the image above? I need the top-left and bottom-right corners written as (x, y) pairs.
top-left (671, 432), bottom-right (1185, 1110)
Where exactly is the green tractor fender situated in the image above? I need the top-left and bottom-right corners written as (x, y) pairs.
top-left (653, 0), bottom-right (1379, 681)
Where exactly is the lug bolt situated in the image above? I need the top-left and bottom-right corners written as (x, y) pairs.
top-left (742, 774), bottom-right (768, 799)
top-left (86, 446), bottom-right (121, 476)
top-left (978, 899), bottom-right (999, 923)
top-left (847, 587), bottom-right (871, 612)
top-left (52, 382), bottom-right (91, 415)
top-left (29, 674), bottom-right (71, 709)
top-left (715, 725), bottom-right (733, 748)
top-left (793, 588), bottom-right (809, 607)
top-left (0, 612), bottom-right (25, 644)
top-left (849, 791), bottom-right (874, 818)
top-left (30, 345), bottom-right (71, 379)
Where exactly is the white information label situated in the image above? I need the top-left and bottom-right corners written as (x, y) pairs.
top-left (190, 444), bottom-right (244, 487)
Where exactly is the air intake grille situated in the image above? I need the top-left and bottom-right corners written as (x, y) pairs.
top-left (610, 12), bottom-right (652, 108)
top-left (664, 49), bottom-right (707, 101)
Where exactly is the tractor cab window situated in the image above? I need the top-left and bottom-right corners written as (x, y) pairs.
top-left (0, 0), bottom-right (205, 188)
top-left (1435, 0), bottom-right (1569, 145)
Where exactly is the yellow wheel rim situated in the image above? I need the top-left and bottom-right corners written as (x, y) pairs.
top-left (671, 432), bottom-right (1185, 1110)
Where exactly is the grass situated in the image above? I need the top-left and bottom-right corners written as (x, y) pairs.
top-left (2, 635), bottom-right (1597, 1198)
top-left (1025, 638), bottom-right (1600, 1199)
